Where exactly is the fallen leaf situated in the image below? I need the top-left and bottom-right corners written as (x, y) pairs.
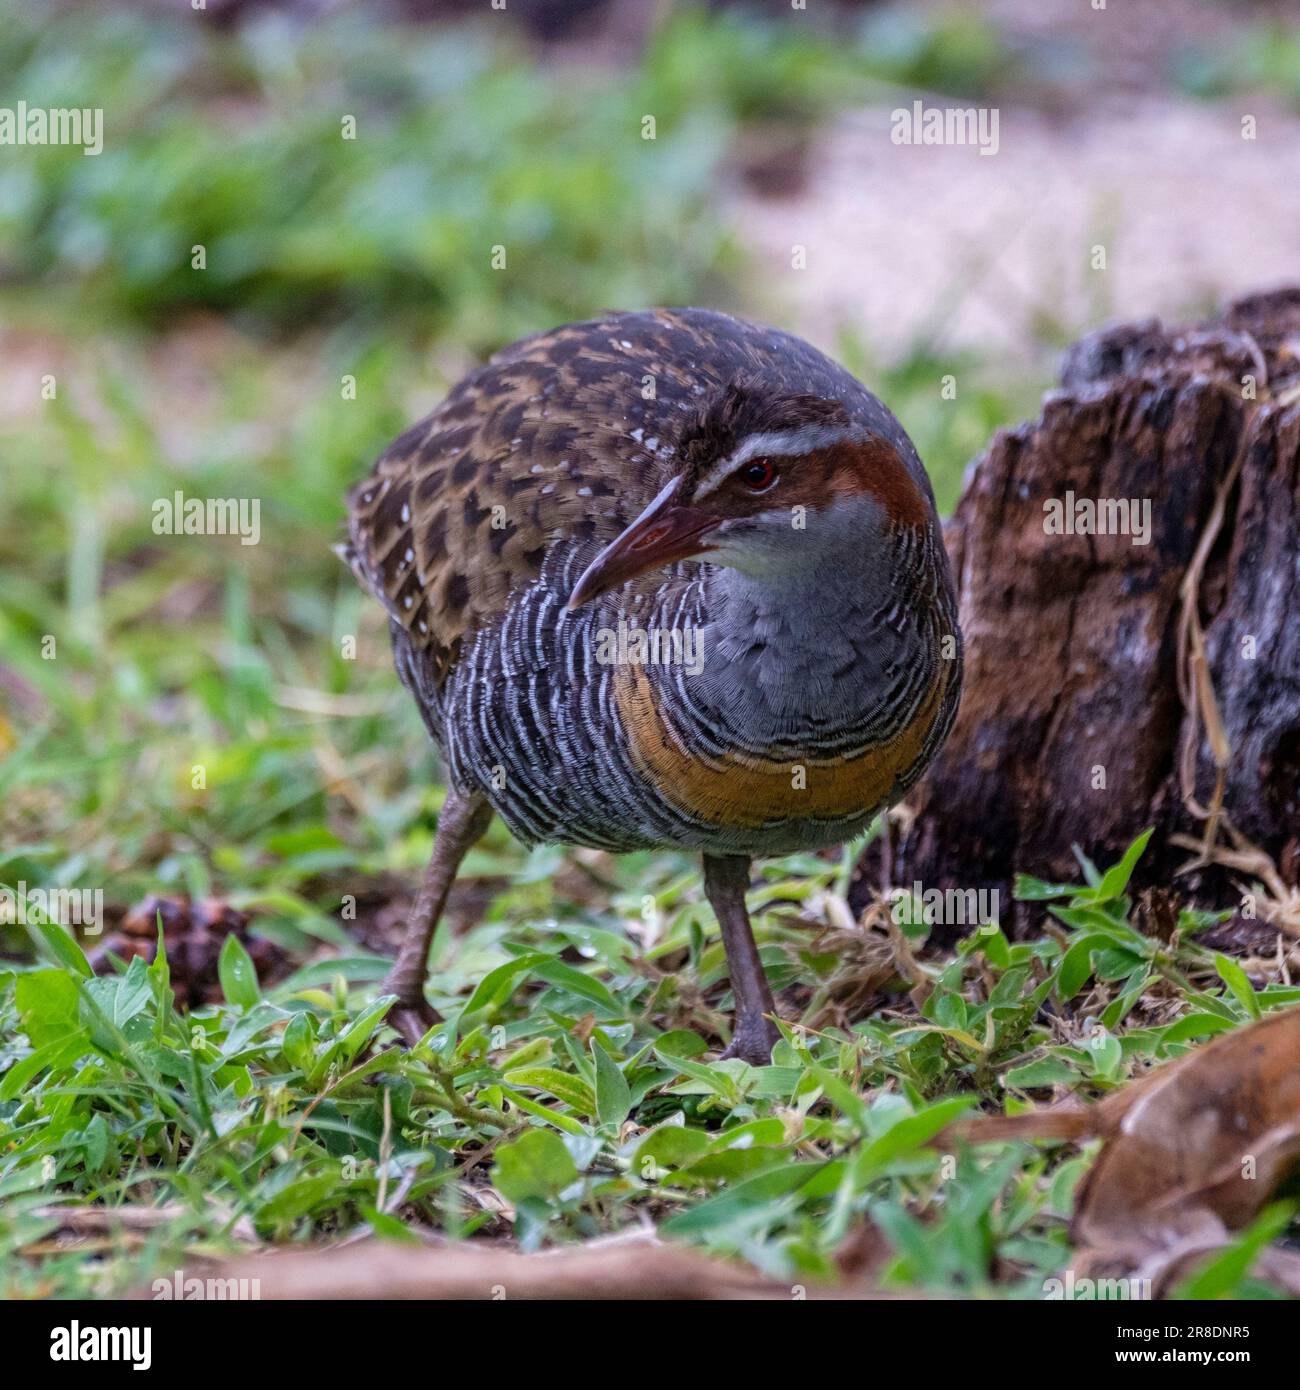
top-left (948, 1006), bottom-right (1300, 1294)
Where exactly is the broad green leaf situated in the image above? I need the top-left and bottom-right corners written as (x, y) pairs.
top-left (714, 1118), bottom-right (787, 1148)
top-left (1159, 1012), bottom-right (1238, 1044)
top-left (806, 1063), bottom-right (870, 1134)
top-left (28, 920), bottom-right (92, 979)
top-left (218, 933), bottom-right (260, 1010)
top-left (734, 1065), bottom-right (802, 1099)
top-left (256, 1173), bottom-right (340, 1228)
top-left (686, 1147), bottom-right (787, 1183)
top-left (1084, 1031), bottom-right (1124, 1080)
top-left (1002, 1057), bottom-right (1079, 1089)
top-left (1174, 1203), bottom-right (1295, 1299)
top-left (976, 924), bottom-right (1012, 968)
top-left (932, 990), bottom-right (969, 1030)
top-left (853, 1096), bottom-right (974, 1180)
top-left (503, 1066), bottom-right (597, 1116)
top-left (634, 1123), bottom-right (713, 1178)
top-left (652, 1030), bottom-right (708, 1058)
top-left (1057, 933), bottom-right (1111, 1000)
top-left (491, 1129), bottom-right (578, 1204)
top-left (988, 966), bottom-right (1031, 1007)
top-left (336, 996), bottom-right (395, 1062)
top-left (1049, 905), bottom-right (1145, 944)
top-left (657, 1049), bottom-right (742, 1103)
top-left (0, 1031), bottom-right (90, 1101)
top-left (662, 1160), bottom-right (841, 1236)
top-left (497, 1085), bottom-right (588, 1136)
top-left (1013, 874), bottom-right (1079, 902)
top-left (1094, 947), bottom-right (1145, 981)
top-left (531, 958), bottom-right (621, 1015)
top-left (498, 1036), bottom-right (553, 1071)
top-left (223, 1001), bottom-right (289, 1056)
top-left (360, 1205), bottom-right (422, 1243)
top-left (1215, 953), bottom-right (1261, 1019)
top-left (82, 1113), bottom-right (110, 1172)
top-left (592, 1042), bottom-right (631, 1129)
top-left (1085, 828), bottom-right (1153, 904)
top-left (81, 957), bottom-right (154, 1048)
top-left (459, 952), bottom-right (551, 1018)
top-left (1099, 972), bottom-right (1151, 1031)
top-left (281, 1011), bottom-right (316, 1072)
top-left (16, 969), bottom-right (79, 1049)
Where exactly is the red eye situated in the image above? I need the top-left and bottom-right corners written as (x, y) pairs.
top-left (739, 458), bottom-right (777, 492)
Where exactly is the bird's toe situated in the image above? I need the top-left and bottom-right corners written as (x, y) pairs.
top-left (718, 1018), bottom-right (780, 1066)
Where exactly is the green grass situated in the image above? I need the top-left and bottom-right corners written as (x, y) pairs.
top-left (1174, 19), bottom-right (1300, 111)
top-left (3, 829), bottom-right (1293, 1297)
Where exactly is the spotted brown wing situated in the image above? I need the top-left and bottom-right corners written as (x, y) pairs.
top-left (343, 308), bottom-right (819, 685)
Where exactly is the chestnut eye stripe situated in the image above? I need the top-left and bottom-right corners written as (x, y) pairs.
top-left (691, 423), bottom-right (871, 500)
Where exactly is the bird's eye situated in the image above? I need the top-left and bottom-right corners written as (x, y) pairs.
top-left (739, 458), bottom-right (777, 492)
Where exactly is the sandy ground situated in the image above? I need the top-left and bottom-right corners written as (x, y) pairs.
top-left (733, 92), bottom-right (1300, 363)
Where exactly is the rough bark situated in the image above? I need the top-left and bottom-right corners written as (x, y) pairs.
top-left (854, 289), bottom-right (1300, 935)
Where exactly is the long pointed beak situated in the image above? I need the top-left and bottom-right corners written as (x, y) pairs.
top-left (567, 477), bottom-right (720, 610)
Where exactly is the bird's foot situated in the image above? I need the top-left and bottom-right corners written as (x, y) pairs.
top-left (718, 1016), bottom-right (780, 1066)
top-left (381, 986), bottom-right (441, 1048)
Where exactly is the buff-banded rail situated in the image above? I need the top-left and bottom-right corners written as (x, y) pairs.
top-left (344, 308), bottom-right (962, 1062)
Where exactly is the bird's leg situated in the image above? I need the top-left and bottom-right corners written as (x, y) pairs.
top-left (381, 789), bottom-right (493, 1047)
top-left (703, 853), bottom-right (780, 1064)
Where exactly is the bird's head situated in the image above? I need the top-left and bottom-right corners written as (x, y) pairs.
top-left (566, 385), bottom-right (932, 610)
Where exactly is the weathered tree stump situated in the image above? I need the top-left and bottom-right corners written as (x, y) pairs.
top-left (853, 289), bottom-right (1300, 936)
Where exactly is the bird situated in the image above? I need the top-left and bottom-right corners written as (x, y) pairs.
top-left (343, 308), bottom-right (962, 1062)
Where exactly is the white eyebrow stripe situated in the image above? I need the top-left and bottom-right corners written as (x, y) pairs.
top-left (692, 423), bottom-right (870, 499)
